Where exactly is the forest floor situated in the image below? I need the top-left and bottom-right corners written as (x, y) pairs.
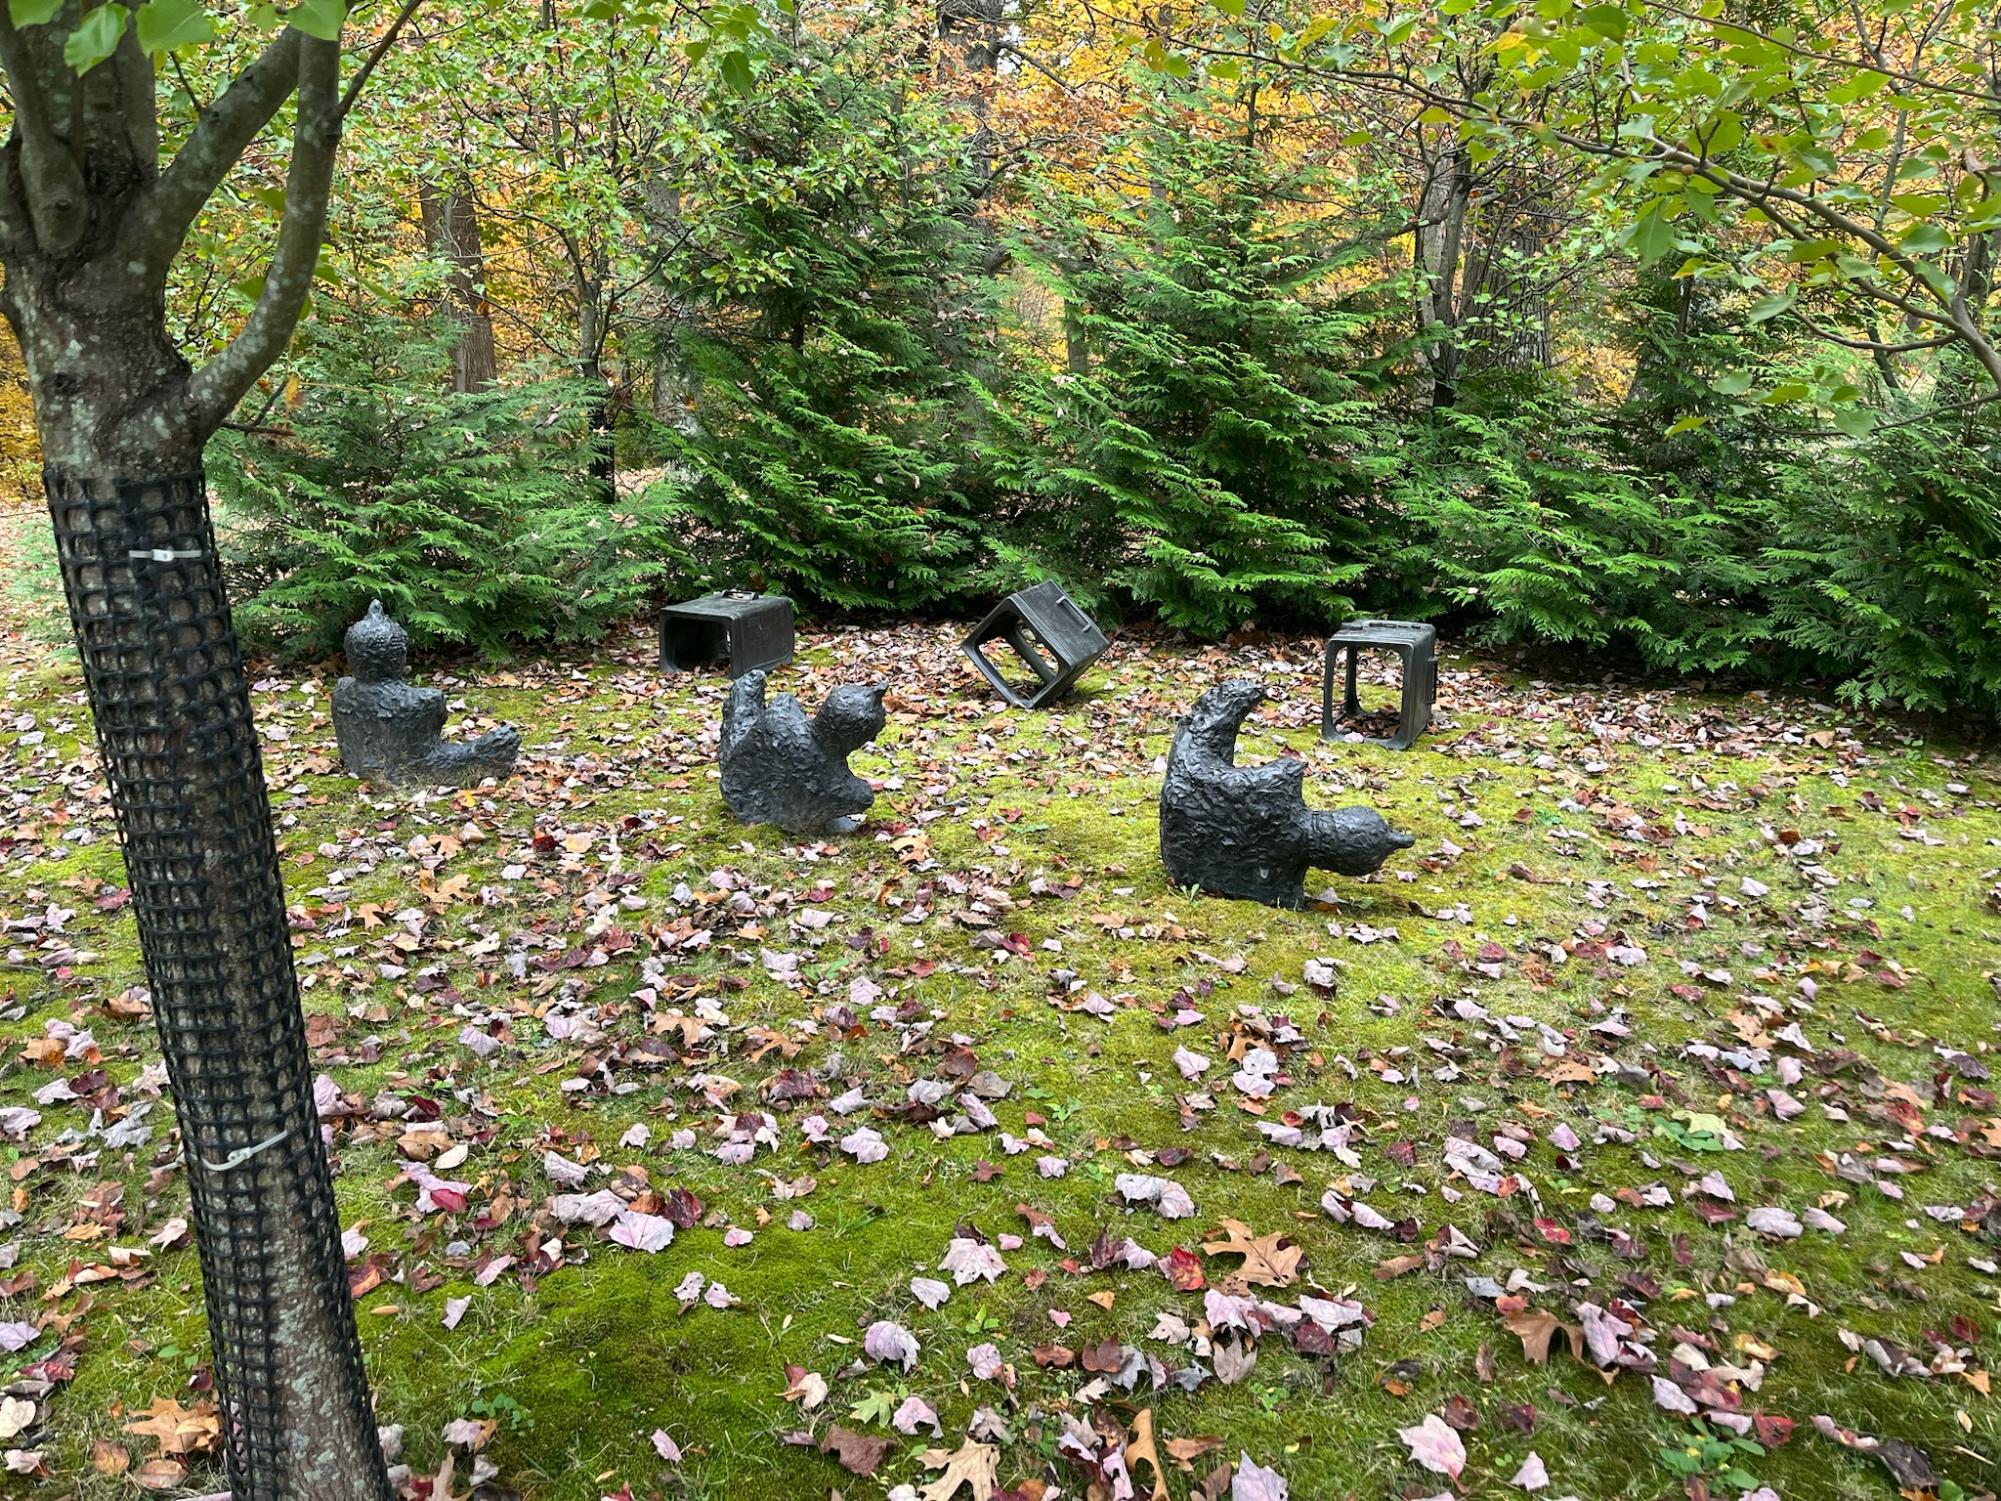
top-left (1, 515), bottom-right (2000, 1501)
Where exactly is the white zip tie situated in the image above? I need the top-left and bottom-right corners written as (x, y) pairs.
top-left (194, 1124), bottom-right (295, 1174)
top-left (129, 548), bottom-right (204, 563)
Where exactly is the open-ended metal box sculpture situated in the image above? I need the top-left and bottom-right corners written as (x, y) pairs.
top-left (659, 590), bottom-right (795, 677)
top-left (1321, 619), bottom-right (1438, 751)
top-left (962, 580), bottom-right (1109, 710)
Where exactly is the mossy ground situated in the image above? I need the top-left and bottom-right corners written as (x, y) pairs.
top-left (1, 546), bottom-right (1998, 1499)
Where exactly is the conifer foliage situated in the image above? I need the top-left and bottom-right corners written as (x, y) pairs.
top-left (652, 14), bottom-right (992, 609)
top-left (212, 307), bottom-right (688, 659)
top-left (988, 101), bottom-right (1400, 636)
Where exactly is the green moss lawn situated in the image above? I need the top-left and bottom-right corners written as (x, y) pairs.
top-left (2, 547), bottom-right (2000, 1500)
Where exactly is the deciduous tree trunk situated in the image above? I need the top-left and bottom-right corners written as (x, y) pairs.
top-left (0, 21), bottom-right (393, 1498)
top-left (419, 180), bottom-right (498, 393)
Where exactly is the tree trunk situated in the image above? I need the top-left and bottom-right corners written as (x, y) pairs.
top-left (42, 466), bottom-right (392, 1500)
top-left (418, 181), bottom-right (497, 393)
top-left (574, 249), bottom-right (616, 494)
top-left (1414, 141), bottom-right (1471, 408)
top-left (0, 17), bottom-right (393, 1495)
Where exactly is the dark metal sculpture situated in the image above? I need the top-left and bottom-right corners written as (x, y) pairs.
top-left (660, 590), bottom-right (795, 677)
top-left (962, 580), bottom-right (1108, 709)
top-left (720, 669), bottom-right (887, 835)
top-left (1323, 619), bottom-right (1438, 751)
top-left (333, 602), bottom-right (520, 787)
top-left (1160, 679), bottom-right (1414, 906)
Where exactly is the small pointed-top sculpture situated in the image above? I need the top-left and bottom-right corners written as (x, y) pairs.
top-left (1160, 679), bottom-right (1413, 907)
top-left (720, 669), bottom-right (887, 835)
top-left (333, 601), bottom-right (520, 787)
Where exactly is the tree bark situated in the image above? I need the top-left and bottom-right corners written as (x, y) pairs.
top-left (418, 181), bottom-right (498, 393)
top-left (0, 22), bottom-right (393, 1498)
top-left (42, 471), bottom-right (392, 1500)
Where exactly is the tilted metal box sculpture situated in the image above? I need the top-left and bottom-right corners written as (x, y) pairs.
top-left (332, 602), bottom-right (520, 788)
top-left (1161, 679), bottom-right (1413, 907)
top-left (660, 590), bottom-right (795, 677)
top-left (1322, 619), bottom-right (1438, 751)
top-left (719, 669), bottom-right (887, 835)
top-left (962, 580), bottom-right (1108, 710)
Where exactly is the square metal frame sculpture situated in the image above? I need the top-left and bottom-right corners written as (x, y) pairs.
top-left (962, 580), bottom-right (1109, 710)
top-left (659, 591), bottom-right (795, 677)
top-left (1321, 619), bottom-right (1438, 750)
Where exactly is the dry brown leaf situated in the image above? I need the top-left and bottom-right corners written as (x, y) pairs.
top-left (1200, 1217), bottom-right (1302, 1288)
top-left (919, 1438), bottom-right (1000, 1501)
top-left (1164, 1433), bottom-right (1225, 1471)
top-left (1502, 1308), bottom-right (1581, 1366)
top-left (1123, 1409), bottom-right (1170, 1501)
top-left (124, 1397), bottom-right (220, 1457)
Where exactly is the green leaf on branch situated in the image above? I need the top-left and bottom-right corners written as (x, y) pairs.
top-left (1702, 109), bottom-right (1742, 156)
top-left (7, 0), bottom-right (62, 25)
top-left (1832, 406), bottom-right (1875, 438)
top-left (1580, 4), bottom-right (1628, 39)
top-left (137, 0), bottom-right (215, 52)
top-left (287, 0), bottom-right (345, 41)
top-left (1630, 204), bottom-right (1679, 265)
top-left (1899, 222), bottom-right (1950, 256)
top-left (63, 4), bottom-right (127, 73)
top-left (719, 48), bottom-right (754, 95)
top-left (1746, 291), bottom-right (1794, 323)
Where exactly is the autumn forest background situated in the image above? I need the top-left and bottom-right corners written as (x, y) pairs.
top-left (6, 0), bottom-right (1996, 717)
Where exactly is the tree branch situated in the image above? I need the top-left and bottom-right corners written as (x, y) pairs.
top-left (0, 11), bottom-right (88, 253)
top-left (185, 35), bottom-right (341, 435)
top-left (338, 0), bottom-right (428, 120)
top-left (121, 30), bottom-right (305, 278)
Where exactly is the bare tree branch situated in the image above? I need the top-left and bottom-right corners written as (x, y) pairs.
top-left (186, 36), bottom-right (341, 433)
top-left (121, 30), bottom-right (305, 277)
top-left (0, 12), bottom-right (88, 253)
top-left (338, 0), bottom-right (428, 120)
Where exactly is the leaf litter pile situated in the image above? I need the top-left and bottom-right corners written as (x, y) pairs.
top-left (1, 600), bottom-right (2000, 1499)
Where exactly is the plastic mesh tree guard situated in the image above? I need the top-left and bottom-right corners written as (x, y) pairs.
top-left (44, 472), bottom-right (391, 1499)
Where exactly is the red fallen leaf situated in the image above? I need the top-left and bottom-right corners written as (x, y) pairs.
top-left (1082, 1339), bottom-right (1125, 1373)
top-left (1294, 1319), bottom-right (1340, 1357)
top-left (1163, 1246), bottom-right (1206, 1291)
top-left (1533, 1218), bottom-right (1572, 1245)
top-left (973, 1160), bottom-right (1002, 1183)
top-left (1753, 1413), bottom-right (1795, 1448)
top-left (1441, 1394), bottom-right (1480, 1431)
top-left (663, 1188), bottom-right (705, 1228)
top-left (1157, 1147), bottom-right (1194, 1168)
top-left (1498, 1404), bottom-right (1537, 1434)
top-left (1032, 1344), bottom-right (1075, 1369)
top-left (429, 1187), bottom-right (467, 1214)
top-left (818, 1425), bottom-right (892, 1477)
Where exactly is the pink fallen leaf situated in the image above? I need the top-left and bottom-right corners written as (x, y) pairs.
top-left (1231, 1451), bottom-right (1289, 1500)
top-left (865, 1320), bottom-right (920, 1371)
top-left (892, 1395), bottom-right (941, 1436)
top-left (1398, 1413), bottom-right (1466, 1479)
top-left (1510, 1451), bottom-right (1549, 1491)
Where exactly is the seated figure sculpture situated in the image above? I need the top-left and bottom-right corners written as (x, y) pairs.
top-left (1160, 679), bottom-right (1413, 907)
top-left (333, 601), bottom-right (520, 787)
top-left (720, 670), bottom-right (887, 836)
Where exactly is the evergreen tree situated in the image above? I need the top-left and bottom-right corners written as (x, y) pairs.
top-left (651, 12), bottom-right (995, 610)
top-left (986, 93), bottom-right (1403, 636)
